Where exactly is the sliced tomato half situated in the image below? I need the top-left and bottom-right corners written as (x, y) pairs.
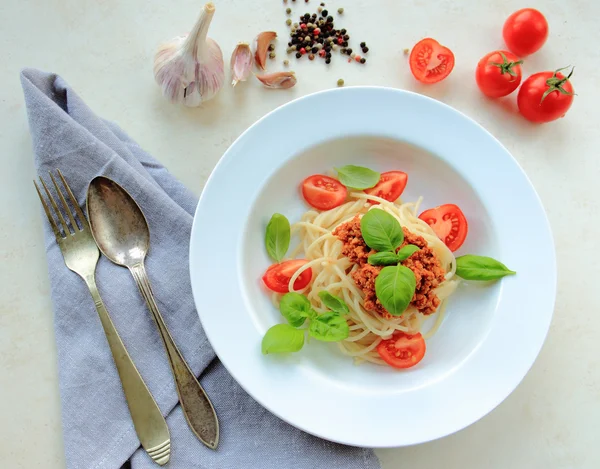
top-left (262, 259), bottom-right (313, 293)
top-left (364, 171), bottom-right (408, 202)
top-left (377, 331), bottom-right (426, 369)
top-left (418, 203), bottom-right (468, 252)
top-left (301, 175), bottom-right (347, 210)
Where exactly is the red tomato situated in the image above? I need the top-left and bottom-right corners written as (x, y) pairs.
top-left (262, 259), bottom-right (313, 293)
top-left (409, 38), bottom-right (455, 84)
top-left (377, 332), bottom-right (426, 369)
top-left (301, 175), bottom-right (347, 210)
top-left (503, 8), bottom-right (548, 57)
top-left (517, 68), bottom-right (575, 123)
top-left (364, 171), bottom-right (408, 202)
top-left (418, 204), bottom-right (468, 252)
top-left (475, 50), bottom-right (523, 98)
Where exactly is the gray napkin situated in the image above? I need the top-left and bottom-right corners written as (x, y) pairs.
top-left (20, 68), bottom-right (381, 469)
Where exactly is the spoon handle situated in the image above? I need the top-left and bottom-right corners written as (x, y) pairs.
top-left (130, 263), bottom-right (219, 449)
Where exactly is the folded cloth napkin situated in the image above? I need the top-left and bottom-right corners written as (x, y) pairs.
top-left (21, 68), bottom-right (381, 469)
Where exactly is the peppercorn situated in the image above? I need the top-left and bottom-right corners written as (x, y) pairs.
top-left (321, 9), bottom-right (328, 16)
top-left (296, 52), bottom-right (302, 58)
top-left (318, 6), bottom-right (323, 12)
top-left (284, 59), bottom-right (290, 66)
top-left (309, 53), bottom-right (315, 60)
top-left (325, 46), bottom-right (331, 52)
top-left (403, 48), bottom-right (410, 55)
top-left (346, 48), bottom-right (352, 54)
top-left (338, 8), bottom-right (344, 14)
top-left (320, 2), bottom-right (325, 5)
top-left (294, 22), bottom-right (299, 28)
top-left (337, 78), bottom-right (344, 86)
top-left (340, 47), bottom-right (346, 54)
top-left (317, 37), bottom-right (324, 43)
top-left (326, 52), bottom-right (331, 59)
top-left (342, 41), bottom-right (348, 47)
top-left (332, 44), bottom-right (338, 50)
top-left (327, 16), bottom-right (333, 22)
top-left (305, 35), bottom-right (311, 42)
top-left (340, 28), bottom-right (346, 34)
top-left (286, 47), bottom-right (293, 53)
top-left (305, 0), bottom-right (309, 3)
top-left (354, 55), bottom-right (360, 62)
top-left (286, 7), bottom-right (292, 14)
top-left (268, 44), bottom-right (275, 51)
top-left (360, 58), bottom-right (366, 64)
top-left (325, 58), bottom-right (331, 64)
top-left (362, 47), bottom-right (369, 53)
top-left (291, 45), bottom-right (297, 50)
top-left (312, 46), bottom-right (318, 53)
top-left (300, 47), bottom-right (306, 54)
top-left (270, 52), bottom-right (276, 59)
top-left (300, 23), bottom-right (307, 29)
top-left (319, 49), bottom-right (326, 57)
top-left (304, 13), bottom-right (310, 20)
top-left (314, 28), bottom-right (321, 35)
top-left (343, 34), bottom-right (349, 40)
top-left (311, 13), bottom-right (317, 19)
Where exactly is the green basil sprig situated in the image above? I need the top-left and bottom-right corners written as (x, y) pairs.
top-left (265, 213), bottom-right (291, 262)
top-left (375, 265), bottom-right (416, 316)
top-left (335, 165), bottom-right (381, 190)
top-left (261, 291), bottom-right (350, 354)
top-left (360, 209), bottom-right (404, 252)
top-left (368, 245), bottom-right (420, 266)
top-left (456, 255), bottom-right (516, 281)
top-left (262, 324), bottom-right (304, 354)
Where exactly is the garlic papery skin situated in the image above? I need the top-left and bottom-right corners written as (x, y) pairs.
top-left (154, 2), bottom-right (224, 106)
top-left (230, 43), bottom-right (253, 87)
top-left (256, 71), bottom-right (297, 89)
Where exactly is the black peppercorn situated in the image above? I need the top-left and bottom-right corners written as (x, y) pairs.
top-left (342, 41), bottom-right (348, 47)
top-left (321, 9), bottom-right (328, 16)
top-left (360, 58), bottom-right (366, 64)
top-left (340, 28), bottom-right (346, 34)
top-left (317, 37), bottom-right (324, 43)
top-left (296, 52), bottom-right (302, 58)
top-left (343, 34), bottom-right (349, 40)
top-left (362, 47), bottom-right (369, 53)
top-left (340, 47), bottom-right (346, 53)
top-left (325, 58), bottom-right (331, 64)
top-left (292, 37), bottom-right (299, 44)
top-left (325, 52), bottom-right (332, 58)
top-left (325, 46), bottom-right (331, 52)
top-left (327, 16), bottom-right (333, 22)
top-left (360, 42), bottom-right (366, 48)
top-left (304, 13), bottom-right (310, 20)
top-left (288, 41), bottom-right (293, 46)
top-left (312, 46), bottom-right (318, 53)
top-left (320, 2), bottom-right (325, 5)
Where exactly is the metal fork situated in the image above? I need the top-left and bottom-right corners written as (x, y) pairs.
top-left (34, 170), bottom-right (171, 466)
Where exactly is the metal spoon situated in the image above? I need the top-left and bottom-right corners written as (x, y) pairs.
top-left (86, 176), bottom-right (219, 449)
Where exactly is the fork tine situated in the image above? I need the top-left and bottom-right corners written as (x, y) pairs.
top-left (39, 176), bottom-right (71, 236)
top-left (57, 169), bottom-right (88, 229)
top-left (50, 171), bottom-right (79, 232)
top-left (34, 181), bottom-right (63, 242)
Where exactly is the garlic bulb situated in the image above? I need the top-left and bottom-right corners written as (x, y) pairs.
top-left (154, 2), bottom-right (224, 106)
top-left (230, 43), bottom-right (253, 87)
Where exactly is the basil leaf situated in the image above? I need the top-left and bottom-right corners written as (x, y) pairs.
top-left (318, 291), bottom-right (349, 314)
top-left (456, 255), bottom-right (516, 281)
top-left (279, 292), bottom-right (312, 327)
top-left (360, 209), bottom-right (404, 252)
top-left (308, 312), bottom-right (350, 342)
top-left (396, 244), bottom-right (420, 261)
top-left (261, 324), bottom-right (305, 354)
top-left (368, 252), bottom-right (400, 266)
top-left (335, 165), bottom-right (381, 190)
top-left (375, 265), bottom-right (416, 316)
top-left (265, 213), bottom-right (290, 262)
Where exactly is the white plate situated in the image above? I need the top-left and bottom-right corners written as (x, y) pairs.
top-left (189, 87), bottom-right (556, 447)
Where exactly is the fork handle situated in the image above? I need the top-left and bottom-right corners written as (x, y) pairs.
top-left (130, 263), bottom-right (219, 449)
top-left (85, 276), bottom-right (171, 465)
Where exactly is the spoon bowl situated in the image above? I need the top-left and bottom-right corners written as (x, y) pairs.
top-left (87, 177), bottom-right (149, 266)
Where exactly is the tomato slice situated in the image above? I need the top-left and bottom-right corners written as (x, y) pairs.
top-left (364, 171), bottom-right (408, 202)
top-left (301, 175), bottom-right (348, 210)
top-left (377, 331), bottom-right (426, 369)
top-left (418, 203), bottom-right (468, 252)
top-left (409, 38), bottom-right (455, 84)
top-left (262, 259), bottom-right (313, 293)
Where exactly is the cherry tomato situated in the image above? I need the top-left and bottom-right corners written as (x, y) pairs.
top-left (517, 68), bottom-right (575, 123)
top-left (301, 175), bottom-right (347, 210)
top-left (364, 171), bottom-right (408, 203)
top-left (409, 38), bottom-right (455, 84)
top-left (418, 204), bottom-right (468, 252)
top-left (503, 8), bottom-right (548, 57)
top-left (475, 50), bottom-right (523, 98)
top-left (262, 259), bottom-right (313, 293)
top-left (377, 331), bottom-right (426, 369)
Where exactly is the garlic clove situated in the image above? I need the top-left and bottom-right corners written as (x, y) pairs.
top-left (255, 71), bottom-right (297, 89)
top-left (254, 31), bottom-right (277, 71)
top-left (230, 43), bottom-right (254, 87)
top-left (154, 2), bottom-right (225, 106)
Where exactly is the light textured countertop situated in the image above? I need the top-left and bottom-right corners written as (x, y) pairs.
top-left (1, 1), bottom-right (598, 468)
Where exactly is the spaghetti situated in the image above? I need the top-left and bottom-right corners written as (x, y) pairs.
top-left (274, 192), bottom-right (460, 365)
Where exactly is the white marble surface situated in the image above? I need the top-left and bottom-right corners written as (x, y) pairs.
top-left (1, 0), bottom-right (599, 468)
